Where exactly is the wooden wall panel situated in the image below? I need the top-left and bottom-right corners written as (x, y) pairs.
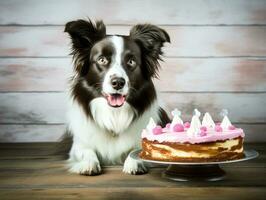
top-left (0, 124), bottom-right (65, 142)
top-left (0, 26), bottom-right (265, 57)
top-left (0, 1), bottom-right (265, 142)
top-left (159, 93), bottom-right (266, 123)
top-left (0, 93), bottom-right (68, 124)
top-left (1, 58), bottom-right (266, 92)
top-left (0, 0), bottom-right (265, 25)
top-left (0, 58), bottom-right (72, 91)
top-left (0, 93), bottom-right (265, 124)
top-left (0, 124), bottom-right (264, 142)
top-left (156, 58), bottom-right (266, 92)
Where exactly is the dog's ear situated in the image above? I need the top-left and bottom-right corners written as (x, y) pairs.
top-left (129, 24), bottom-right (170, 78)
top-left (65, 19), bottom-right (106, 74)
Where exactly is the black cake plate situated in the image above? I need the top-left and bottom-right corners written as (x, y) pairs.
top-left (130, 149), bottom-right (258, 182)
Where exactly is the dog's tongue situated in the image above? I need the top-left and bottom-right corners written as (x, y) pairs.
top-left (107, 94), bottom-right (125, 107)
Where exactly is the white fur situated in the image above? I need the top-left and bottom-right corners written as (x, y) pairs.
top-left (90, 97), bottom-right (135, 134)
top-left (123, 156), bottom-right (147, 175)
top-left (67, 92), bottom-right (160, 174)
top-left (68, 146), bottom-right (101, 175)
top-left (102, 36), bottom-right (129, 96)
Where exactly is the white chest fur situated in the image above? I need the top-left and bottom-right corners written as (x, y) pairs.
top-left (67, 97), bottom-right (159, 164)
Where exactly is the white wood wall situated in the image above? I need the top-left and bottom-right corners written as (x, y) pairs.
top-left (0, 0), bottom-right (265, 142)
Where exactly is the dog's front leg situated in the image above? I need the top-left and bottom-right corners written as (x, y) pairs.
top-left (123, 152), bottom-right (148, 175)
top-left (68, 144), bottom-right (101, 176)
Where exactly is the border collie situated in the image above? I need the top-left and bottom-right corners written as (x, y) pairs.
top-left (64, 19), bottom-right (170, 175)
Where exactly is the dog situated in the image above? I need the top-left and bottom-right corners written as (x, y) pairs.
top-left (64, 19), bottom-right (170, 175)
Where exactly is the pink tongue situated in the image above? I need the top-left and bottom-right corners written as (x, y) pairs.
top-left (107, 95), bottom-right (125, 107)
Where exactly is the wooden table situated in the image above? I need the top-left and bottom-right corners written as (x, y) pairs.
top-left (0, 143), bottom-right (266, 200)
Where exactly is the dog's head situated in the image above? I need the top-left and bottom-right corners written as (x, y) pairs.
top-left (65, 19), bottom-right (170, 108)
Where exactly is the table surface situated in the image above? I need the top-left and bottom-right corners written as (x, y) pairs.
top-left (0, 143), bottom-right (266, 200)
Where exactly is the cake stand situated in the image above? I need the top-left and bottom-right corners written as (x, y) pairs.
top-left (130, 149), bottom-right (258, 181)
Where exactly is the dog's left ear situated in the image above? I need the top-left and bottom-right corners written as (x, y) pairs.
top-left (64, 19), bottom-right (106, 75)
top-left (129, 24), bottom-right (170, 78)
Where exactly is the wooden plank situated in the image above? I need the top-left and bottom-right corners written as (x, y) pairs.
top-left (0, 92), bottom-right (265, 124)
top-left (0, 58), bottom-right (72, 91)
top-left (1, 58), bottom-right (265, 92)
top-left (157, 58), bottom-right (266, 92)
top-left (0, 26), bottom-right (266, 57)
top-left (0, 160), bottom-right (266, 187)
top-left (0, 0), bottom-right (265, 25)
top-left (0, 144), bottom-right (265, 199)
top-left (0, 123), bottom-right (265, 142)
top-left (0, 143), bottom-right (265, 200)
top-left (0, 124), bottom-right (65, 142)
top-left (0, 188), bottom-right (266, 200)
top-left (239, 124), bottom-right (266, 142)
top-left (0, 142), bottom-right (59, 157)
top-left (159, 93), bottom-right (266, 123)
top-left (0, 159), bottom-right (265, 187)
top-left (0, 93), bottom-right (68, 124)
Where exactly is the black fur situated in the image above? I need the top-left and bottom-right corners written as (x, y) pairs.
top-left (158, 107), bottom-right (170, 126)
top-left (65, 19), bottom-right (106, 75)
top-left (130, 24), bottom-right (170, 78)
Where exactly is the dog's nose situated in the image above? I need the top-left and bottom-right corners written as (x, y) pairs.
top-left (111, 77), bottom-right (126, 90)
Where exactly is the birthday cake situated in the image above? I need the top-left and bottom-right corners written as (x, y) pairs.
top-left (140, 109), bottom-right (245, 162)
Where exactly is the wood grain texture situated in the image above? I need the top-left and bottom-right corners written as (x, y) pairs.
top-left (1, 26), bottom-right (266, 57)
top-left (0, 92), bottom-right (265, 124)
top-left (0, 0), bottom-right (265, 25)
top-left (0, 142), bottom-right (266, 200)
top-left (1, 188), bottom-right (265, 200)
top-left (0, 123), bottom-right (265, 142)
top-left (1, 58), bottom-right (265, 92)
top-left (157, 58), bottom-right (266, 92)
top-left (159, 92), bottom-right (266, 123)
top-left (0, 58), bottom-right (72, 91)
top-left (0, 0), bottom-right (265, 144)
top-left (0, 124), bottom-right (65, 142)
top-left (0, 93), bottom-right (68, 124)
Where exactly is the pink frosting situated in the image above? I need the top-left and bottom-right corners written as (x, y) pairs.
top-left (184, 122), bottom-right (190, 128)
top-left (199, 131), bottom-right (207, 137)
top-left (173, 123), bottom-right (184, 132)
top-left (200, 126), bottom-right (207, 136)
top-left (142, 127), bottom-right (245, 144)
top-left (166, 123), bottom-right (171, 128)
top-left (152, 126), bottom-right (163, 135)
top-left (200, 126), bottom-right (207, 132)
top-left (228, 125), bottom-right (236, 130)
top-left (215, 125), bottom-right (223, 132)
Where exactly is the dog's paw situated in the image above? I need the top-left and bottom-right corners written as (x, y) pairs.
top-left (68, 160), bottom-right (101, 176)
top-left (123, 156), bottom-right (148, 175)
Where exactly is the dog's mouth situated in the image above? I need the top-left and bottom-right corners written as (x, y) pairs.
top-left (103, 93), bottom-right (126, 107)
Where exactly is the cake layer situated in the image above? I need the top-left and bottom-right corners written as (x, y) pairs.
top-left (140, 137), bottom-right (244, 162)
top-left (141, 128), bottom-right (245, 144)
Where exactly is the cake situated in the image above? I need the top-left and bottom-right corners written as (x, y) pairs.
top-left (140, 109), bottom-right (245, 162)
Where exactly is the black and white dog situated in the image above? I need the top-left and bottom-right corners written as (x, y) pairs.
top-left (64, 19), bottom-right (170, 175)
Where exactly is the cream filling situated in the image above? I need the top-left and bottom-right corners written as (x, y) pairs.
top-left (211, 139), bottom-right (239, 149)
top-left (151, 146), bottom-right (211, 158)
top-left (150, 139), bottom-right (242, 158)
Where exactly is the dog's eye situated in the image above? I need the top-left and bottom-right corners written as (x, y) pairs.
top-left (127, 59), bottom-right (136, 68)
top-left (97, 56), bottom-right (109, 65)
